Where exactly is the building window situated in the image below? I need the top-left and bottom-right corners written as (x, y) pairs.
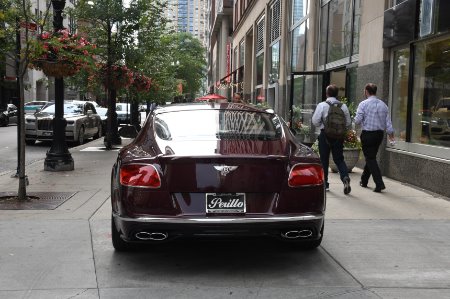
top-left (392, 48), bottom-right (410, 143)
top-left (291, 21), bottom-right (307, 72)
top-left (270, 0), bottom-right (281, 43)
top-left (353, 0), bottom-right (361, 54)
top-left (270, 41), bottom-right (280, 82)
top-left (256, 17), bottom-right (265, 53)
top-left (239, 39), bottom-right (245, 67)
top-left (319, 0), bottom-right (360, 66)
top-left (292, 0), bottom-right (308, 25)
top-left (256, 16), bottom-right (265, 86)
top-left (256, 53), bottom-right (264, 86)
top-left (411, 37), bottom-right (450, 147)
top-left (269, 0), bottom-right (281, 82)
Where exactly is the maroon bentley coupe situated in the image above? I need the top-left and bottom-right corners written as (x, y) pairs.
top-left (111, 102), bottom-right (326, 251)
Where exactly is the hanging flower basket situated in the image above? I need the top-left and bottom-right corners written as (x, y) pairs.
top-left (99, 64), bottom-right (134, 90)
top-left (29, 29), bottom-right (97, 78)
top-left (132, 73), bottom-right (152, 92)
top-left (33, 59), bottom-right (79, 77)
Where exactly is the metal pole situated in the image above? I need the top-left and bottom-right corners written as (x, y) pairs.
top-left (44, 0), bottom-right (74, 171)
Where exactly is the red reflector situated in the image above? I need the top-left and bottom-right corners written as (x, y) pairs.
top-left (288, 164), bottom-right (324, 187)
top-left (120, 164), bottom-right (161, 188)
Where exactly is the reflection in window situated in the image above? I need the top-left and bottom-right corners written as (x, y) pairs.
top-left (412, 38), bottom-right (450, 147)
top-left (353, 0), bottom-right (361, 55)
top-left (292, 0), bottom-right (307, 25)
top-left (319, 4), bottom-right (329, 66)
top-left (392, 48), bottom-right (409, 142)
top-left (154, 110), bottom-right (281, 141)
top-left (256, 53), bottom-right (264, 85)
top-left (291, 75), bottom-right (322, 140)
top-left (327, 0), bottom-right (353, 62)
top-left (270, 41), bottom-right (280, 81)
top-left (292, 22), bottom-right (306, 72)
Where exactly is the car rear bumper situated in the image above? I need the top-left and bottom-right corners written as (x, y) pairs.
top-left (113, 213), bottom-right (324, 242)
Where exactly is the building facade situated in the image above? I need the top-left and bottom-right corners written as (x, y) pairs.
top-left (165, 0), bottom-right (207, 46)
top-left (207, 0), bottom-right (450, 197)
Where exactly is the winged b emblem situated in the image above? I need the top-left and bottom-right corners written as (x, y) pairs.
top-left (214, 165), bottom-right (238, 176)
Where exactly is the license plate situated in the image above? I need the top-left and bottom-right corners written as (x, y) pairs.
top-left (206, 193), bottom-right (246, 214)
top-left (42, 131), bottom-right (53, 136)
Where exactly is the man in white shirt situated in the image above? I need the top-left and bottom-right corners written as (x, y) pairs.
top-left (354, 83), bottom-right (394, 192)
top-left (312, 84), bottom-right (352, 194)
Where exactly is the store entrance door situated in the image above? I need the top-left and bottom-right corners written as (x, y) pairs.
top-left (289, 72), bottom-right (327, 145)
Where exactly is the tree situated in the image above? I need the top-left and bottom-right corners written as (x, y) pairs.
top-left (0, 0), bottom-right (51, 200)
top-left (168, 32), bottom-right (207, 99)
top-left (75, 0), bottom-right (143, 148)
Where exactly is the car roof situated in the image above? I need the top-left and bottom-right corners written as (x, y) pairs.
top-left (154, 102), bottom-right (273, 115)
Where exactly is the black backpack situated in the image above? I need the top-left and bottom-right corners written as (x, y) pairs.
top-left (324, 101), bottom-right (347, 140)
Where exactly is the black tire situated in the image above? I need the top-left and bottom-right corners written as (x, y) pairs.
top-left (111, 217), bottom-right (131, 251)
top-left (94, 124), bottom-right (102, 139)
top-left (77, 126), bottom-right (85, 145)
top-left (0, 116), bottom-right (9, 127)
top-left (25, 139), bottom-right (36, 146)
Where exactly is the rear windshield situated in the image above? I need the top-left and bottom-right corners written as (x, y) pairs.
top-left (154, 109), bottom-right (283, 141)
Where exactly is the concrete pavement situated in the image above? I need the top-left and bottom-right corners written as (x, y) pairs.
top-left (0, 138), bottom-right (449, 299)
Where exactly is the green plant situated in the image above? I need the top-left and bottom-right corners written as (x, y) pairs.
top-left (343, 129), bottom-right (361, 149)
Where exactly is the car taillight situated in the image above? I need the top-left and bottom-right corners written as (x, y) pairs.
top-left (120, 164), bottom-right (161, 188)
top-left (288, 164), bottom-right (324, 187)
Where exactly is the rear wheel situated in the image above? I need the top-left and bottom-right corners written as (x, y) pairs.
top-left (111, 217), bottom-right (131, 251)
top-left (25, 139), bottom-right (36, 146)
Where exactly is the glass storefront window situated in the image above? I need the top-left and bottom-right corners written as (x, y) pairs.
top-left (292, 22), bottom-right (306, 72)
top-left (352, 0), bottom-right (361, 55)
top-left (291, 74), bottom-right (322, 141)
top-left (256, 53), bottom-right (264, 86)
top-left (392, 48), bottom-right (410, 142)
top-left (327, 0), bottom-right (353, 62)
top-left (292, 0), bottom-right (308, 25)
top-left (412, 37), bottom-right (450, 147)
top-left (270, 41), bottom-right (280, 81)
top-left (319, 3), bottom-right (329, 66)
top-left (239, 40), bottom-right (245, 66)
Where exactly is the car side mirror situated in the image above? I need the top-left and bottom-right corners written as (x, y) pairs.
top-left (118, 125), bottom-right (138, 138)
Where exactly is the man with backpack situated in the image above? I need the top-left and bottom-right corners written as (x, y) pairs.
top-left (312, 84), bottom-right (352, 194)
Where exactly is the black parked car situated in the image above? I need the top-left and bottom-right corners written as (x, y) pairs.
top-left (0, 104), bottom-right (18, 127)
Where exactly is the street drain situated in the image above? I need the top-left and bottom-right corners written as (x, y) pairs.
top-left (0, 192), bottom-right (77, 210)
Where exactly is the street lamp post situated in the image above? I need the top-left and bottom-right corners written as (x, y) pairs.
top-left (44, 0), bottom-right (74, 171)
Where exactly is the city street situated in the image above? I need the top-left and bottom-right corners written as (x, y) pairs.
top-left (0, 124), bottom-right (83, 175)
top-left (0, 138), bottom-right (449, 298)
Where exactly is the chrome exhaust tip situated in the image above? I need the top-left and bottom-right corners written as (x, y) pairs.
top-left (135, 232), bottom-right (168, 241)
top-left (281, 229), bottom-right (313, 239)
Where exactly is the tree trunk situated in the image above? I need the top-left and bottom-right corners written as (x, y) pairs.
top-left (17, 75), bottom-right (27, 200)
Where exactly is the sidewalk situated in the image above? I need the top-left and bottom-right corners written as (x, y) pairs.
top-left (0, 138), bottom-right (449, 298)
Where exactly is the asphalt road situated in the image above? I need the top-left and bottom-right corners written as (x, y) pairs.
top-left (0, 124), bottom-right (56, 175)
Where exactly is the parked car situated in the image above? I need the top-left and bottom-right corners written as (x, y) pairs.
top-left (96, 106), bottom-right (108, 136)
top-left (0, 104), bottom-right (18, 126)
top-left (116, 103), bottom-right (141, 125)
top-left (24, 101), bottom-right (50, 114)
top-left (116, 103), bottom-right (130, 124)
top-left (111, 103), bottom-right (326, 251)
top-left (430, 97), bottom-right (450, 140)
top-left (25, 101), bottom-right (102, 145)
